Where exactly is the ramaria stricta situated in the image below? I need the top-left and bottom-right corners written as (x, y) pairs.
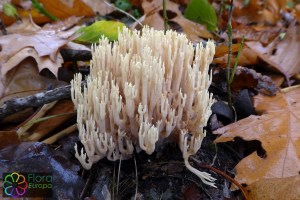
top-left (71, 26), bottom-right (216, 187)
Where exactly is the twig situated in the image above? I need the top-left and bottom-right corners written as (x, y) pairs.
top-left (104, 1), bottom-right (143, 27)
top-left (116, 155), bottom-right (122, 199)
top-left (16, 101), bottom-right (57, 137)
top-left (0, 83), bottom-right (80, 121)
top-left (79, 168), bottom-right (93, 199)
top-left (133, 155), bottom-right (138, 200)
top-left (190, 157), bottom-right (249, 200)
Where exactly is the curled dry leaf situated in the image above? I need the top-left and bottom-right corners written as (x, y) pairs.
top-left (214, 85), bottom-right (300, 187)
top-left (213, 46), bottom-right (259, 67)
top-left (142, 0), bottom-right (212, 42)
top-left (0, 58), bottom-right (66, 104)
top-left (2, 47), bottom-right (64, 78)
top-left (0, 18), bottom-right (76, 99)
top-left (231, 66), bottom-right (278, 95)
top-left (246, 21), bottom-right (300, 82)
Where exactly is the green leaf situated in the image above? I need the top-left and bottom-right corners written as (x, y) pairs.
top-left (74, 21), bottom-right (126, 44)
top-left (115, 0), bottom-right (132, 11)
top-left (3, 3), bottom-right (19, 19)
top-left (31, 0), bottom-right (58, 21)
top-left (184, 0), bottom-right (218, 31)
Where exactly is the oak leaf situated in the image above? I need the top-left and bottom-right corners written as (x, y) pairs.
top-left (0, 18), bottom-right (75, 78)
top-left (214, 85), bottom-right (300, 186)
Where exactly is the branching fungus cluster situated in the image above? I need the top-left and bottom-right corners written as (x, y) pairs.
top-left (71, 27), bottom-right (216, 187)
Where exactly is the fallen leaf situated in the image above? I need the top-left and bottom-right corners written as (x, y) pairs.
top-left (213, 46), bottom-right (259, 67)
top-left (74, 20), bottom-right (126, 43)
top-left (1, 0), bottom-right (95, 25)
top-left (42, 16), bottom-right (82, 33)
top-left (215, 43), bottom-right (241, 58)
top-left (2, 47), bottom-right (64, 78)
top-left (231, 66), bottom-right (278, 95)
top-left (184, 0), bottom-right (217, 31)
top-left (0, 131), bottom-right (20, 149)
top-left (246, 21), bottom-right (300, 82)
top-left (0, 58), bottom-right (66, 104)
top-left (81, 0), bottom-right (114, 16)
top-left (246, 175), bottom-right (300, 200)
top-left (233, 0), bottom-right (286, 25)
top-left (0, 17), bottom-right (78, 81)
top-left (0, 141), bottom-right (84, 199)
top-left (142, 0), bottom-right (212, 42)
top-left (221, 24), bottom-right (280, 45)
top-left (214, 85), bottom-right (300, 186)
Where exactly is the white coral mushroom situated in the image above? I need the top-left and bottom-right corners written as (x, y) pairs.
top-left (71, 26), bottom-right (215, 186)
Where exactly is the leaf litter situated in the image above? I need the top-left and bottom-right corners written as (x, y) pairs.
top-left (214, 85), bottom-right (300, 186)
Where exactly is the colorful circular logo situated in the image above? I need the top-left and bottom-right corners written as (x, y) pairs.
top-left (2, 172), bottom-right (28, 197)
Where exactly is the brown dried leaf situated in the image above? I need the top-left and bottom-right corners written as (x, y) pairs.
top-left (0, 131), bottom-right (20, 149)
top-left (223, 25), bottom-right (280, 45)
top-left (2, 0), bottom-right (95, 25)
top-left (246, 176), bottom-right (300, 200)
top-left (233, 0), bottom-right (286, 25)
top-left (0, 58), bottom-right (66, 103)
top-left (246, 21), bottom-right (300, 81)
top-left (213, 46), bottom-right (259, 67)
top-left (0, 18), bottom-right (74, 79)
top-left (214, 85), bottom-right (300, 186)
top-left (81, 0), bottom-right (114, 16)
top-left (231, 66), bottom-right (278, 95)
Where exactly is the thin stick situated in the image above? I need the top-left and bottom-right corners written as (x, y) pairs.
top-left (79, 169), bottom-right (93, 199)
top-left (16, 101), bottom-right (57, 137)
top-left (116, 155), bottom-right (122, 199)
top-left (133, 155), bottom-right (138, 200)
top-left (0, 81), bottom-right (85, 121)
top-left (190, 157), bottom-right (249, 200)
top-left (104, 1), bottom-right (143, 27)
top-left (226, 0), bottom-right (233, 106)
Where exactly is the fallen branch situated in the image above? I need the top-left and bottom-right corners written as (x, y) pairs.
top-left (0, 84), bottom-right (72, 121)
